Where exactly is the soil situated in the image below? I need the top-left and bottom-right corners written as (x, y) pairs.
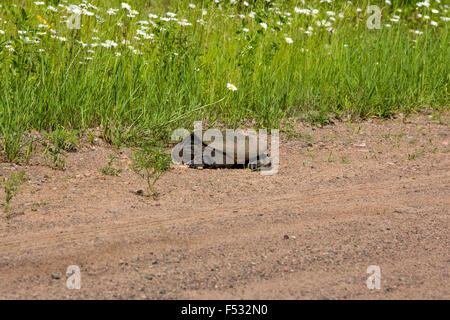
top-left (0, 114), bottom-right (448, 299)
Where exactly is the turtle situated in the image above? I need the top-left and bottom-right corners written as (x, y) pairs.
top-left (171, 130), bottom-right (272, 170)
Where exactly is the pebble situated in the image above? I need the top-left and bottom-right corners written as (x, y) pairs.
top-left (51, 273), bottom-right (61, 280)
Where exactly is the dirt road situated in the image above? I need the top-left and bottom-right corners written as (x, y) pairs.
top-left (0, 114), bottom-right (448, 299)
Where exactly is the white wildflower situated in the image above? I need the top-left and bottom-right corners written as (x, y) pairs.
top-left (227, 83), bottom-right (237, 91)
top-left (107, 8), bottom-right (118, 15)
top-left (285, 37), bottom-right (293, 44)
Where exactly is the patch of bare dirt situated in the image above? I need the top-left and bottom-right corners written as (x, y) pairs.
top-left (0, 114), bottom-right (448, 299)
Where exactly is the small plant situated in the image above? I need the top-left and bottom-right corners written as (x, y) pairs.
top-left (408, 148), bottom-right (425, 161)
top-left (42, 128), bottom-right (79, 170)
top-left (24, 137), bottom-right (34, 164)
top-left (45, 127), bottom-right (79, 152)
top-left (327, 151), bottom-right (334, 163)
top-left (304, 110), bottom-right (330, 126)
top-left (354, 125), bottom-right (362, 134)
top-left (327, 132), bottom-right (337, 141)
top-left (341, 156), bottom-right (350, 164)
top-left (43, 147), bottom-right (66, 170)
top-left (101, 121), bottom-right (126, 149)
top-left (283, 124), bottom-right (314, 145)
top-left (100, 154), bottom-right (122, 176)
top-left (87, 130), bottom-right (96, 145)
top-left (393, 132), bottom-right (406, 138)
top-left (130, 146), bottom-right (171, 199)
top-left (306, 151), bottom-right (316, 161)
top-left (282, 123), bottom-right (300, 140)
top-left (1, 170), bottom-right (27, 213)
top-left (1, 130), bottom-right (26, 163)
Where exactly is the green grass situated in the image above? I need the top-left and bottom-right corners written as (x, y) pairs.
top-left (0, 0), bottom-right (448, 161)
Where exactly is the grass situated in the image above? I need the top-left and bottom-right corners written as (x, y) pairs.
top-left (327, 151), bottom-right (334, 162)
top-left (41, 127), bottom-right (79, 169)
top-left (0, 0), bottom-right (448, 162)
top-left (408, 147), bottom-right (426, 160)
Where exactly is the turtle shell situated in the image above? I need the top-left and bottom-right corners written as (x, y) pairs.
top-left (173, 130), bottom-right (270, 169)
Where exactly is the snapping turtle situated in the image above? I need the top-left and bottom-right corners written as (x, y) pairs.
top-left (172, 130), bottom-right (272, 170)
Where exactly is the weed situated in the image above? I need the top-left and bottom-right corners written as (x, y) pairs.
top-left (24, 137), bottom-right (34, 164)
top-left (42, 128), bottom-right (79, 170)
top-left (306, 151), bottom-right (316, 161)
top-left (393, 132), bottom-right (406, 138)
top-left (341, 156), bottom-right (350, 164)
top-left (1, 130), bottom-right (26, 163)
top-left (354, 125), bottom-right (363, 135)
top-left (1, 170), bottom-right (27, 213)
top-left (304, 111), bottom-right (330, 126)
top-left (130, 146), bottom-right (171, 200)
top-left (327, 132), bottom-right (337, 141)
top-left (87, 130), bottom-right (96, 145)
top-left (408, 148), bottom-right (425, 160)
top-left (327, 151), bottom-right (334, 163)
top-left (283, 123), bottom-right (314, 144)
top-left (100, 154), bottom-right (122, 176)
top-left (31, 201), bottom-right (47, 211)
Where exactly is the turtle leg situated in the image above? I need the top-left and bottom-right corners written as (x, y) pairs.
top-left (185, 148), bottom-right (205, 169)
top-left (247, 153), bottom-right (272, 170)
top-left (247, 156), bottom-right (260, 170)
top-left (258, 153), bottom-right (272, 168)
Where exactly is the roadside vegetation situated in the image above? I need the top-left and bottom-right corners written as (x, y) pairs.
top-left (0, 0), bottom-right (448, 164)
top-left (1, 170), bottom-right (27, 213)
